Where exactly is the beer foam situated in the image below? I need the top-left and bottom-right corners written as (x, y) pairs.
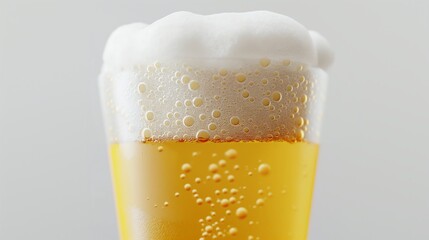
top-left (99, 12), bottom-right (332, 143)
top-left (102, 11), bottom-right (333, 70)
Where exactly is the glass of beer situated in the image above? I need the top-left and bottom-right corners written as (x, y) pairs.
top-left (99, 11), bottom-right (332, 240)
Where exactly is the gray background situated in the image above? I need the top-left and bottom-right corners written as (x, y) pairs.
top-left (1, 0), bottom-right (428, 239)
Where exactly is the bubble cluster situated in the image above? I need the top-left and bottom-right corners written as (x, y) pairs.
top-left (100, 58), bottom-right (325, 143)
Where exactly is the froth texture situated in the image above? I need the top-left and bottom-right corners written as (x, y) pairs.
top-left (102, 11), bottom-right (333, 70)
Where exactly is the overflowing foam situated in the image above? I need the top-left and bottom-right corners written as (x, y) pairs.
top-left (102, 11), bottom-right (333, 71)
top-left (99, 11), bottom-right (332, 143)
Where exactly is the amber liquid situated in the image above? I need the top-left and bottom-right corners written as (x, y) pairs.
top-left (109, 141), bottom-right (318, 240)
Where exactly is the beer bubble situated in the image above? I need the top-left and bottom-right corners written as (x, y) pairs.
top-left (180, 173), bottom-right (186, 179)
top-left (229, 196), bottom-right (237, 204)
top-left (212, 110), bottom-right (221, 118)
top-left (195, 177), bottom-right (202, 184)
top-left (205, 197), bottom-right (212, 203)
top-left (248, 236), bottom-right (255, 240)
top-left (193, 97), bottom-right (204, 107)
top-left (242, 90), bottom-right (250, 98)
top-left (230, 188), bottom-right (238, 195)
top-left (192, 152), bottom-right (199, 157)
top-left (258, 163), bottom-right (271, 175)
top-left (222, 188), bottom-right (229, 194)
top-left (234, 165), bottom-right (240, 170)
top-left (286, 85), bottom-right (293, 92)
top-left (256, 198), bottom-right (265, 206)
top-left (235, 207), bottom-right (248, 219)
top-left (196, 198), bottom-right (204, 205)
top-left (243, 127), bottom-right (250, 133)
top-left (235, 73), bottom-right (247, 83)
top-left (164, 201), bottom-right (169, 207)
top-left (209, 163), bottom-right (219, 173)
top-left (219, 159), bottom-right (227, 167)
top-left (206, 216), bottom-right (213, 222)
top-left (205, 225), bottom-right (213, 233)
top-left (215, 190), bottom-right (221, 195)
top-left (268, 192), bottom-right (273, 197)
top-left (137, 82), bottom-right (146, 94)
top-left (157, 146), bottom-right (164, 152)
top-left (189, 80), bottom-right (200, 91)
top-left (181, 75), bottom-right (190, 84)
top-left (182, 163), bottom-right (192, 173)
top-left (192, 189), bottom-right (198, 194)
top-left (225, 149), bottom-right (238, 159)
top-left (208, 123), bottom-right (217, 131)
top-left (259, 58), bottom-right (271, 67)
top-left (175, 192), bottom-right (180, 197)
top-left (175, 101), bottom-right (182, 108)
top-left (226, 210), bottom-right (232, 215)
top-left (141, 128), bottom-right (152, 139)
top-left (227, 175), bottom-right (235, 182)
top-left (196, 130), bottom-right (210, 142)
top-left (220, 199), bottom-right (229, 207)
top-left (229, 227), bottom-right (238, 236)
top-left (258, 189), bottom-right (264, 195)
top-left (272, 91), bottom-right (282, 102)
top-left (184, 183), bottom-right (192, 191)
top-left (213, 173), bottom-right (222, 182)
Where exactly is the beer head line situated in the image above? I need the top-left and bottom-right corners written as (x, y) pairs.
top-left (101, 11), bottom-right (333, 71)
top-left (99, 11), bottom-right (332, 143)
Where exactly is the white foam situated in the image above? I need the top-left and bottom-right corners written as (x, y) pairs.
top-left (102, 11), bottom-right (333, 70)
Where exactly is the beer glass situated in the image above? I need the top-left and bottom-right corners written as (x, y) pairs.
top-left (99, 12), bottom-right (331, 240)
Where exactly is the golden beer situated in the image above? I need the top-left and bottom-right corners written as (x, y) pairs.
top-left (99, 11), bottom-right (332, 240)
top-left (110, 141), bottom-right (318, 240)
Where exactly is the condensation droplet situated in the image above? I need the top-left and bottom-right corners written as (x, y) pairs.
top-left (193, 97), bottom-right (204, 107)
top-left (145, 111), bottom-right (154, 121)
top-left (183, 115), bottom-right (195, 127)
top-left (188, 80), bottom-right (200, 91)
top-left (230, 116), bottom-right (240, 126)
top-left (137, 82), bottom-right (146, 94)
top-left (181, 75), bottom-right (190, 84)
top-left (235, 73), bottom-right (247, 83)
top-left (208, 123), bottom-right (217, 131)
top-left (242, 90), bottom-right (250, 98)
top-left (262, 98), bottom-right (271, 106)
top-left (272, 91), bottom-right (282, 102)
top-left (212, 110), bottom-right (221, 118)
top-left (141, 128), bottom-right (152, 139)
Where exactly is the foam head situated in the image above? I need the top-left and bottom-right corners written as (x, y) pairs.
top-left (99, 11), bottom-right (333, 143)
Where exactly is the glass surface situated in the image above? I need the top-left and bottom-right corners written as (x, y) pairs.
top-left (100, 59), bottom-right (328, 240)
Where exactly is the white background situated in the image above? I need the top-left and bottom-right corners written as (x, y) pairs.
top-left (1, 0), bottom-right (428, 239)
